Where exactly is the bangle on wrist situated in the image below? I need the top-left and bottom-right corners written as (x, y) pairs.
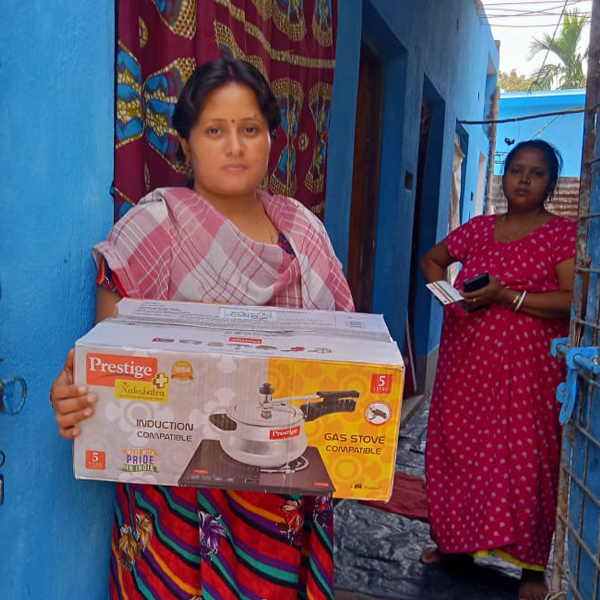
top-left (514, 290), bottom-right (527, 312)
top-left (510, 291), bottom-right (520, 308)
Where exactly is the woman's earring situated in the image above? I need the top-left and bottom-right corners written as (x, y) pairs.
top-left (184, 155), bottom-right (193, 178)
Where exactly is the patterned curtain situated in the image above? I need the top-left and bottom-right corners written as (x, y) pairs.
top-left (114, 0), bottom-right (337, 222)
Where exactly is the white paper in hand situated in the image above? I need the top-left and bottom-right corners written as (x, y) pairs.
top-left (426, 280), bottom-right (463, 305)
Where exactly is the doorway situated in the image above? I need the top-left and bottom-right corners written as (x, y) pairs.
top-left (407, 77), bottom-right (446, 395)
top-left (347, 40), bottom-right (384, 314)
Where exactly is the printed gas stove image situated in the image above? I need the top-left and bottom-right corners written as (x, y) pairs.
top-left (178, 382), bottom-right (359, 494)
top-left (178, 440), bottom-right (335, 495)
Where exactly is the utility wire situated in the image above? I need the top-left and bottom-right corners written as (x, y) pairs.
top-left (481, 1), bottom-right (590, 23)
top-left (488, 21), bottom-right (590, 27)
top-left (484, 5), bottom-right (588, 15)
top-left (484, 4), bottom-right (585, 11)
top-left (458, 107), bottom-right (584, 125)
top-left (527, 0), bottom-right (570, 93)
top-left (485, 12), bottom-right (591, 18)
top-left (532, 114), bottom-right (562, 137)
top-left (483, 0), bottom-right (585, 7)
top-left (485, 5), bottom-right (584, 10)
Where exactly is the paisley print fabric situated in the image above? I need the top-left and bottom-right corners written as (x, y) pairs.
top-left (114, 0), bottom-right (337, 220)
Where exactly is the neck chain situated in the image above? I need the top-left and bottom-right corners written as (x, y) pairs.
top-left (498, 212), bottom-right (546, 241)
top-left (261, 202), bottom-right (277, 244)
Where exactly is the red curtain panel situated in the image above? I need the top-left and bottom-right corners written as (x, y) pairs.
top-left (114, 0), bottom-right (337, 221)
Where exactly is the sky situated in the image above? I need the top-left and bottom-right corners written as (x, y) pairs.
top-left (480, 0), bottom-right (593, 78)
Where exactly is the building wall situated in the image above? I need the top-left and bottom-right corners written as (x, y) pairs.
top-left (325, 0), bottom-right (499, 359)
top-left (0, 3), bottom-right (115, 599)
top-left (494, 89), bottom-right (586, 177)
top-left (0, 2), bottom-right (497, 597)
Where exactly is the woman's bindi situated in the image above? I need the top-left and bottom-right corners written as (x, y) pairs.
top-left (231, 119), bottom-right (236, 124)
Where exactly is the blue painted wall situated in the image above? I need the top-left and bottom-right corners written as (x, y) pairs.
top-left (0, 3), bottom-right (497, 595)
top-left (326, 0), bottom-right (499, 357)
top-left (494, 89), bottom-right (585, 177)
top-left (0, 2), bottom-right (115, 599)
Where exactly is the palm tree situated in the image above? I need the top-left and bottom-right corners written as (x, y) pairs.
top-left (529, 9), bottom-right (587, 90)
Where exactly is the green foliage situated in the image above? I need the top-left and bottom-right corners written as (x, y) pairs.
top-left (529, 9), bottom-right (588, 90)
top-left (498, 70), bottom-right (537, 92)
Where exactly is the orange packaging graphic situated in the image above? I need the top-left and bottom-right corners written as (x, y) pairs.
top-left (266, 360), bottom-right (403, 499)
top-left (269, 426), bottom-right (301, 440)
top-left (85, 450), bottom-right (106, 470)
top-left (228, 337), bottom-right (262, 344)
top-left (86, 354), bottom-right (157, 386)
top-left (171, 360), bottom-right (194, 381)
top-left (371, 373), bottom-right (394, 394)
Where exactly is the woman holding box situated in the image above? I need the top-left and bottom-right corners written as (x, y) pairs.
top-left (420, 140), bottom-right (576, 600)
top-left (50, 58), bottom-right (353, 600)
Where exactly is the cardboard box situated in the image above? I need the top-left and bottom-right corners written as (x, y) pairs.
top-left (73, 299), bottom-right (404, 500)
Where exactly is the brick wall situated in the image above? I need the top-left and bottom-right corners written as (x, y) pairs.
top-left (488, 175), bottom-right (580, 218)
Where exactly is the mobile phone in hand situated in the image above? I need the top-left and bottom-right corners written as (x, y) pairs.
top-left (461, 273), bottom-right (490, 313)
top-left (463, 273), bottom-right (490, 293)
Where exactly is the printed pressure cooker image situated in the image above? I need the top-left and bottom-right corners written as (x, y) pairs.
top-left (178, 383), bottom-right (359, 494)
top-left (208, 383), bottom-right (359, 468)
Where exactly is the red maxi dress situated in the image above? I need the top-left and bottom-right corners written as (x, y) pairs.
top-left (425, 214), bottom-right (576, 569)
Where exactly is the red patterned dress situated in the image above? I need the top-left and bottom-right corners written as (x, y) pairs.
top-left (425, 214), bottom-right (576, 569)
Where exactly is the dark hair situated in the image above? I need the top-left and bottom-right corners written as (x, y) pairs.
top-left (173, 58), bottom-right (281, 152)
top-left (503, 139), bottom-right (563, 202)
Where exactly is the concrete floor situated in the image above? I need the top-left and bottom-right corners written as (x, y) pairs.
top-left (331, 395), bottom-right (562, 600)
top-left (331, 394), bottom-right (429, 600)
top-left (335, 591), bottom-right (385, 600)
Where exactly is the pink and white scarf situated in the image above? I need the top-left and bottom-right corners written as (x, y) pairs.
top-left (94, 187), bottom-right (354, 312)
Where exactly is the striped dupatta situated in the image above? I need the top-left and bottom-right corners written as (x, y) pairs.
top-left (94, 187), bottom-right (354, 312)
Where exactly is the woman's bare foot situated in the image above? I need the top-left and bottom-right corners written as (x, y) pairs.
top-left (519, 569), bottom-right (548, 600)
top-left (419, 546), bottom-right (473, 565)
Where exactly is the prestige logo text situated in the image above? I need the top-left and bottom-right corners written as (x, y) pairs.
top-left (86, 354), bottom-right (157, 386)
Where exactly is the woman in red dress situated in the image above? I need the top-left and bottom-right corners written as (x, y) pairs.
top-left (420, 140), bottom-right (576, 600)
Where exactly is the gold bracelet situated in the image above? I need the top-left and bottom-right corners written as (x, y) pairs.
top-left (514, 290), bottom-right (527, 312)
top-left (511, 291), bottom-right (520, 308)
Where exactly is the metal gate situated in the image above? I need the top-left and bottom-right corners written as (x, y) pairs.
top-left (551, 6), bottom-right (600, 596)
